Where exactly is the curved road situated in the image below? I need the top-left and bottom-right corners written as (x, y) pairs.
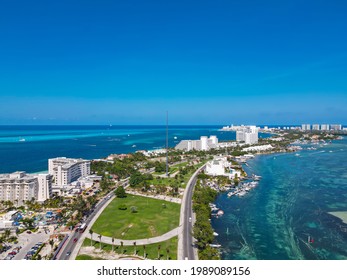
top-left (56, 192), bottom-right (115, 260)
top-left (179, 164), bottom-right (206, 260)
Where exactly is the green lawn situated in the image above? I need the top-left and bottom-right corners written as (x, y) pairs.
top-left (149, 161), bottom-right (206, 188)
top-left (92, 195), bottom-right (180, 239)
top-left (79, 237), bottom-right (177, 260)
top-left (76, 255), bottom-right (105, 260)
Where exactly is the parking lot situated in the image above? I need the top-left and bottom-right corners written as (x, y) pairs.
top-left (1, 227), bottom-right (53, 260)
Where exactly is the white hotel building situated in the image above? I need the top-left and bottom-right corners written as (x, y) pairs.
top-left (175, 135), bottom-right (218, 151)
top-left (49, 157), bottom-right (91, 187)
top-left (0, 172), bottom-right (52, 203)
top-left (236, 125), bottom-right (259, 145)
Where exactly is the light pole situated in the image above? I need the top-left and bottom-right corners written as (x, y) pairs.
top-left (166, 111), bottom-right (169, 177)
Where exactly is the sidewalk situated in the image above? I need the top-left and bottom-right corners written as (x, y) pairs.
top-left (89, 226), bottom-right (180, 246)
top-left (126, 190), bottom-right (181, 204)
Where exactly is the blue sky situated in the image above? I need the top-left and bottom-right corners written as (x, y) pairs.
top-left (1, 0), bottom-right (347, 125)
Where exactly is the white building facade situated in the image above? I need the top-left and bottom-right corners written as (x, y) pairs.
top-left (175, 136), bottom-right (218, 151)
top-left (235, 125), bottom-right (259, 145)
top-left (48, 157), bottom-right (91, 187)
top-left (0, 172), bottom-right (52, 203)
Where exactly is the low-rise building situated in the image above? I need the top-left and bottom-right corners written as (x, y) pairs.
top-left (205, 156), bottom-right (240, 179)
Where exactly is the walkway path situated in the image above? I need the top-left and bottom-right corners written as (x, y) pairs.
top-left (126, 190), bottom-right (181, 204)
top-left (89, 226), bottom-right (180, 246)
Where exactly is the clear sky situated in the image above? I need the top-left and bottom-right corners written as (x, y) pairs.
top-left (1, 0), bottom-right (347, 125)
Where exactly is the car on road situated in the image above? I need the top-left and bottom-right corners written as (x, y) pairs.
top-left (189, 217), bottom-right (192, 222)
top-left (26, 230), bottom-right (32, 234)
top-left (73, 238), bottom-right (78, 243)
top-left (66, 251), bottom-right (71, 256)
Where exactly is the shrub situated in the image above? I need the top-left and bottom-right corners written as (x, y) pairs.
top-left (118, 204), bottom-right (127, 210)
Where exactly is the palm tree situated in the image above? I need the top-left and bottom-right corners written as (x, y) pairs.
top-left (120, 241), bottom-right (124, 255)
top-left (4, 229), bottom-right (11, 241)
top-left (89, 229), bottom-right (93, 246)
top-left (112, 237), bottom-right (115, 252)
top-left (143, 245), bottom-right (146, 259)
top-left (49, 239), bottom-right (54, 253)
top-left (166, 248), bottom-right (170, 260)
top-left (157, 244), bottom-right (161, 259)
top-left (133, 241), bottom-right (136, 255)
top-left (98, 235), bottom-right (102, 250)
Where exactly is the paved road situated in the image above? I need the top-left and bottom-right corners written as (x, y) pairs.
top-left (179, 164), bottom-right (206, 260)
top-left (57, 192), bottom-right (115, 260)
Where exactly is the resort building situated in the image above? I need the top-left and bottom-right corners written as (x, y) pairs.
top-left (312, 124), bottom-right (320, 130)
top-left (48, 157), bottom-right (91, 187)
top-left (242, 144), bottom-right (273, 152)
top-left (0, 172), bottom-right (53, 203)
top-left (205, 156), bottom-right (240, 179)
top-left (321, 124), bottom-right (330, 131)
top-left (330, 124), bottom-right (342, 131)
top-left (301, 124), bottom-right (311, 131)
top-left (235, 125), bottom-right (259, 145)
top-left (175, 136), bottom-right (218, 151)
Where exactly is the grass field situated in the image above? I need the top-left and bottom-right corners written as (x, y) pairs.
top-left (92, 195), bottom-right (180, 239)
top-left (78, 237), bottom-right (178, 260)
top-left (149, 161), bottom-right (206, 188)
top-left (76, 255), bottom-right (104, 260)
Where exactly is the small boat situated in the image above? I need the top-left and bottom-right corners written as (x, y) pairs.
top-left (295, 153), bottom-right (300, 156)
top-left (213, 232), bottom-right (219, 236)
top-left (209, 244), bottom-right (221, 248)
top-left (132, 144), bottom-right (136, 148)
top-left (19, 138), bottom-right (26, 142)
top-left (308, 236), bottom-right (314, 244)
top-left (217, 210), bottom-right (224, 216)
top-left (227, 192), bottom-right (235, 198)
top-left (174, 136), bottom-right (177, 139)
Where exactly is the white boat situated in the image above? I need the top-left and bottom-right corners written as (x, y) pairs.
top-left (213, 232), bottom-right (219, 236)
top-left (19, 138), bottom-right (26, 142)
top-left (227, 192), bottom-right (235, 198)
top-left (217, 210), bottom-right (224, 216)
top-left (209, 244), bottom-right (221, 248)
top-left (132, 145), bottom-right (136, 147)
top-left (174, 136), bottom-right (177, 139)
top-left (295, 153), bottom-right (300, 156)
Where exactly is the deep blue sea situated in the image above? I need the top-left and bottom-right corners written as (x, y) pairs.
top-left (212, 137), bottom-right (347, 260)
top-left (0, 125), bottom-right (251, 173)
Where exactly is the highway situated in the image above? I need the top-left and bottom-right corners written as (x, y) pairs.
top-left (181, 165), bottom-right (206, 260)
top-left (57, 192), bottom-right (115, 260)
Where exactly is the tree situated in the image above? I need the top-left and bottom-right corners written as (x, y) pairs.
top-left (49, 239), bottom-right (54, 253)
top-left (98, 235), bottom-right (102, 250)
top-left (166, 248), bottom-right (170, 260)
top-left (89, 229), bottom-right (93, 246)
top-left (130, 206), bottom-right (137, 213)
top-left (143, 245), bottom-right (146, 259)
top-left (22, 217), bottom-right (35, 229)
top-left (133, 241), bottom-right (136, 255)
top-left (120, 241), bottom-right (124, 254)
top-left (112, 237), bottom-right (115, 252)
top-left (157, 244), bottom-right (161, 259)
top-left (233, 173), bottom-right (239, 186)
top-left (115, 186), bottom-right (126, 198)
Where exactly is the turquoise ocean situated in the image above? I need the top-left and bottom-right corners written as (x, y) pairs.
top-left (212, 137), bottom-right (347, 259)
top-left (1, 125), bottom-right (346, 259)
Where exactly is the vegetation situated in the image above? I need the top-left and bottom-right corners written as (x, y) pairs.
top-left (92, 195), bottom-right (180, 239)
top-left (192, 182), bottom-right (220, 260)
top-left (115, 186), bottom-right (126, 198)
top-left (80, 236), bottom-right (178, 260)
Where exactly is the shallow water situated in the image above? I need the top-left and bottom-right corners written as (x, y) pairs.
top-left (212, 138), bottom-right (347, 259)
